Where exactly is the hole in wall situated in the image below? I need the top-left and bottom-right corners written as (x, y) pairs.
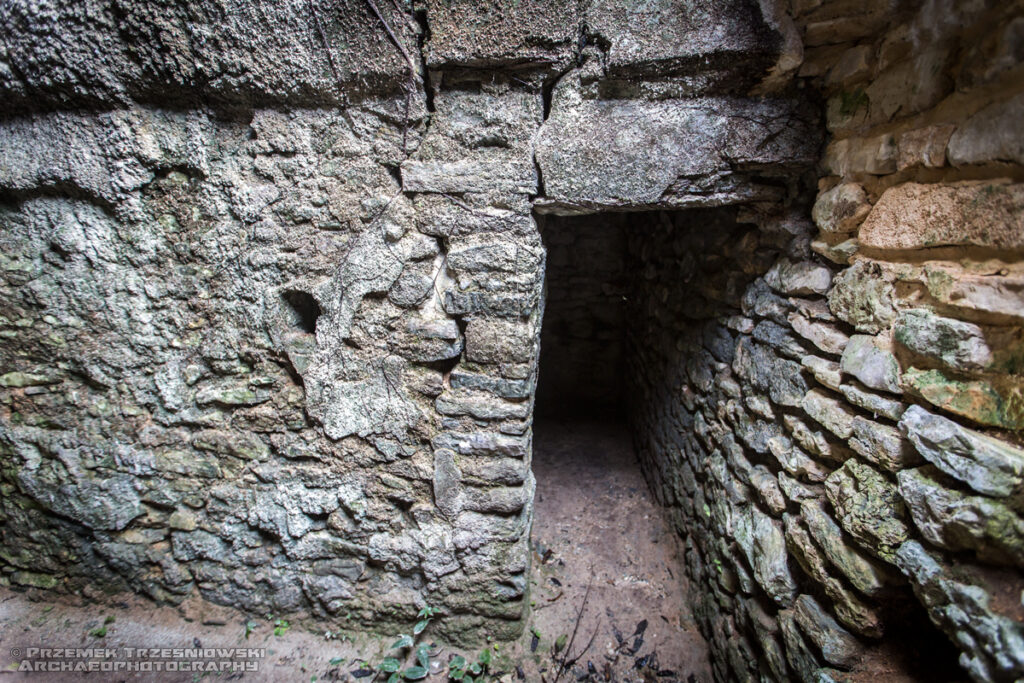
top-left (281, 290), bottom-right (321, 334)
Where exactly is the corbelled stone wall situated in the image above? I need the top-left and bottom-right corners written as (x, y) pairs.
top-left (1, 0), bottom-right (1023, 680)
top-left (624, 1), bottom-right (1024, 681)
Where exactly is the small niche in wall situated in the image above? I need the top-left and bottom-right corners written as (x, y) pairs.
top-left (281, 290), bottom-right (321, 335)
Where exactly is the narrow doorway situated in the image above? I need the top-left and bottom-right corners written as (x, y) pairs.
top-left (526, 211), bottom-right (712, 682)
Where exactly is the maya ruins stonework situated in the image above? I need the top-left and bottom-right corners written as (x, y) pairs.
top-left (1, 0), bottom-right (1024, 680)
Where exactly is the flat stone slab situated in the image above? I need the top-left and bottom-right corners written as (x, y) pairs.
top-left (858, 181), bottom-right (1024, 251)
top-left (535, 88), bottom-right (818, 211)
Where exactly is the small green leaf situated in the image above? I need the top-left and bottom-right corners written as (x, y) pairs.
top-left (416, 645), bottom-right (430, 669)
top-left (463, 676), bottom-right (475, 683)
top-left (388, 674), bottom-right (402, 683)
top-left (469, 662), bottom-right (481, 675)
top-left (450, 670), bottom-right (465, 681)
top-left (402, 665), bottom-right (428, 680)
top-left (328, 657), bottom-right (344, 666)
top-left (554, 634), bottom-right (567, 653)
top-left (392, 635), bottom-right (414, 649)
top-left (380, 658), bottom-right (401, 673)
top-left (412, 619), bottom-right (429, 635)
top-left (478, 649), bottom-right (491, 667)
top-left (449, 655), bottom-right (467, 669)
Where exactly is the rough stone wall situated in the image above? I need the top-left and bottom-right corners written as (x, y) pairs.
top-left (4, 0), bottom-right (1021, 679)
top-left (0, 0), bottom-right (811, 643)
top-left (626, 1), bottom-right (1024, 681)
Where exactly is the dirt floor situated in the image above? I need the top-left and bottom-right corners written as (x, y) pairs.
top-left (0, 418), bottom-right (710, 682)
top-left (520, 418), bottom-right (712, 683)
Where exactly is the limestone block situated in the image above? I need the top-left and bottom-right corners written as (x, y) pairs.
top-left (783, 514), bottom-right (884, 637)
top-left (422, 0), bottom-right (582, 69)
top-left (859, 181), bottom-right (1024, 251)
top-left (793, 594), bottom-right (864, 669)
top-left (790, 314), bottom-right (850, 356)
top-left (894, 308), bottom-right (1001, 373)
top-left (812, 182), bottom-right (871, 235)
top-left (800, 499), bottom-right (896, 598)
top-left (828, 259), bottom-right (899, 334)
top-left (948, 93), bottom-right (1024, 167)
top-left (0, 0), bottom-right (418, 112)
top-left (586, 0), bottom-right (783, 79)
top-left (801, 388), bottom-right (857, 439)
top-left (825, 460), bottom-right (909, 563)
top-left (734, 504), bottom-right (797, 606)
top-left (840, 382), bottom-right (905, 422)
top-left (897, 124), bottom-right (954, 170)
top-left (764, 258), bottom-right (833, 296)
top-left (464, 319), bottom-right (536, 364)
top-left (902, 367), bottom-right (1024, 431)
top-left (825, 44), bottom-right (874, 88)
top-left (899, 466), bottom-right (1024, 566)
top-left (822, 134), bottom-right (897, 176)
top-left (900, 405), bottom-right (1024, 498)
top-left (895, 541), bottom-right (1024, 682)
top-left (840, 334), bottom-right (901, 394)
top-left (848, 416), bottom-right (921, 473)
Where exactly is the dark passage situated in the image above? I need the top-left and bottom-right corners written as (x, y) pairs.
top-left (535, 213), bottom-right (631, 418)
top-left (530, 211), bottom-right (713, 681)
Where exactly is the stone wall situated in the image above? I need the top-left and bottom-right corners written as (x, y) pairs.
top-left (2, 0), bottom-right (1023, 680)
top-left (0, 0), bottom-right (810, 644)
top-left (623, 1), bottom-right (1024, 681)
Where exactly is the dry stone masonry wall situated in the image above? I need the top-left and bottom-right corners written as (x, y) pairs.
top-left (625, 1), bottom-right (1024, 681)
top-left (0, 0), bottom-right (1023, 681)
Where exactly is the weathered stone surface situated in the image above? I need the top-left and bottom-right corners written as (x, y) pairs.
top-left (734, 504), bottom-right (797, 606)
top-left (793, 594), bottom-right (865, 669)
top-left (828, 259), bottom-right (898, 334)
top-left (894, 308), bottom-right (1005, 374)
top-left (784, 414), bottom-right (850, 464)
top-left (789, 314), bottom-right (849, 355)
top-left (801, 389), bottom-right (857, 439)
top-left (423, 0), bottom-right (582, 69)
top-left (0, 0), bottom-right (419, 113)
top-left (903, 367), bottom-right (1024, 431)
top-left (849, 416), bottom-right (921, 473)
top-left (812, 182), bottom-right (870, 235)
top-left (801, 499), bottom-right (895, 598)
top-left (825, 460), bottom-right (909, 563)
top-left (895, 541), bottom-right (1024, 682)
top-left (897, 124), bottom-right (954, 170)
top-left (783, 513), bottom-right (884, 638)
top-left (401, 160), bottom-right (537, 195)
top-left (586, 0), bottom-right (783, 80)
top-left (859, 181), bottom-right (1024, 251)
top-left (768, 435), bottom-right (832, 482)
top-left (900, 405), bottom-right (1024, 498)
top-left (535, 81), bottom-right (818, 211)
top-left (802, 355), bottom-right (843, 390)
top-left (778, 609), bottom-right (822, 681)
top-left (764, 258), bottom-right (833, 296)
top-left (839, 382), bottom-right (905, 422)
top-left (839, 335), bottom-right (901, 394)
top-left (464, 319), bottom-right (537, 364)
top-left (822, 133), bottom-right (897, 176)
top-left (733, 338), bottom-right (810, 408)
top-left (899, 466), bottom-right (1024, 566)
top-left (948, 93), bottom-right (1024, 167)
